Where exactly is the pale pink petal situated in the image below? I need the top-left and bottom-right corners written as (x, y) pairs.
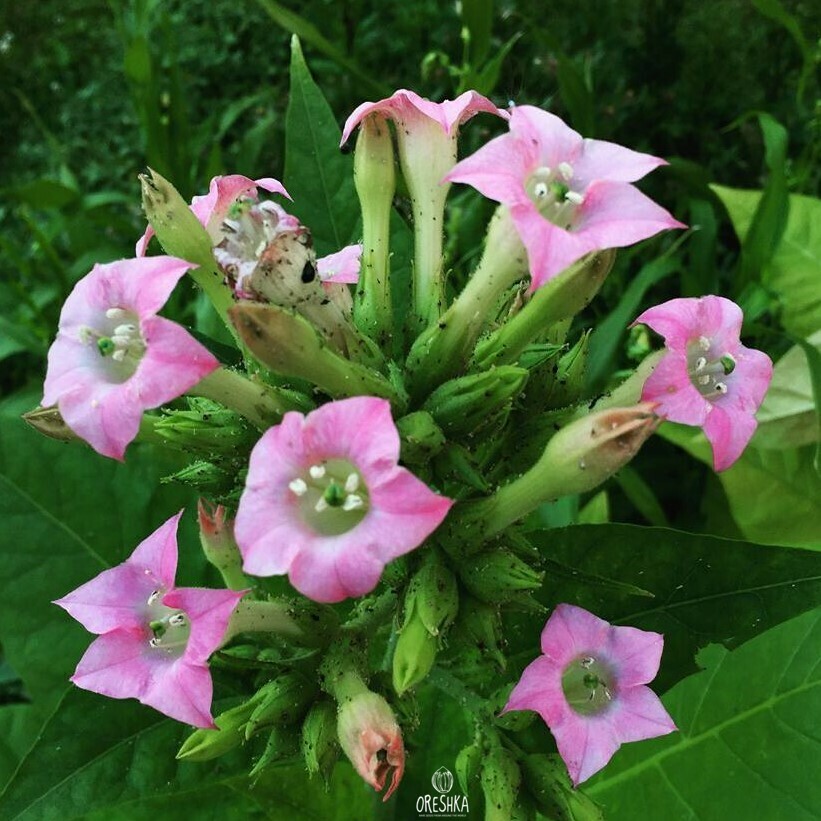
top-left (317, 244), bottom-right (362, 284)
top-left (703, 403), bottom-right (758, 472)
top-left (103, 257), bottom-right (193, 316)
top-left (54, 563), bottom-right (154, 634)
top-left (142, 659), bottom-right (216, 728)
top-left (502, 656), bottom-right (565, 721)
top-left (71, 628), bottom-right (154, 701)
top-left (128, 512), bottom-right (182, 589)
top-left (135, 227), bottom-right (154, 257)
top-left (509, 106), bottom-right (583, 169)
top-left (693, 295), bottom-right (743, 352)
top-left (607, 686), bottom-right (677, 744)
top-left (542, 604), bottom-right (610, 660)
top-left (43, 337), bottom-right (104, 407)
top-left (574, 181), bottom-right (686, 249)
top-left (554, 712), bottom-right (620, 786)
top-left (132, 316), bottom-right (219, 407)
top-left (192, 175), bottom-right (290, 237)
top-left (641, 351), bottom-right (712, 426)
top-left (634, 297), bottom-right (705, 351)
top-left (163, 586), bottom-right (245, 663)
top-left (573, 139), bottom-right (667, 186)
top-left (726, 345), bottom-right (773, 411)
top-left (605, 625), bottom-right (664, 687)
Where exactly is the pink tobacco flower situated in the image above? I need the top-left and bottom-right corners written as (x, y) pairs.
top-left (43, 257), bottom-right (219, 460)
top-left (136, 174), bottom-right (291, 255)
top-left (234, 396), bottom-right (453, 603)
top-left (54, 512), bottom-right (246, 728)
top-left (503, 604), bottom-right (676, 786)
top-left (634, 295), bottom-right (773, 471)
top-left (337, 691), bottom-right (405, 801)
top-left (446, 105), bottom-right (685, 290)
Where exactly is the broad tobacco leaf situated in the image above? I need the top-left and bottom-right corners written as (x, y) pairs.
top-left (586, 607), bottom-right (821, 820)
top-left (711, 186), bottom-right (821, 339)
top-left (526, 524), bottom-right (821, 691)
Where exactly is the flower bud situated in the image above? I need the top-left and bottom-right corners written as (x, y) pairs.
top-left (520, 754), bottom-right (604, 820)
top-left (423, 366), bottom-right (529, 436)
top-left (459, 550), bottom-right (544, 604)
top-left (538, 331), bottom-right (591, 411)
top-left (22, 405), bottom-right (80, 443)
top-left (481, 744), bottom-right (521, 821)
top-left (337, 690), bottom-right (405, 801)
top-left (301, 700), bottom-right (340, 784)
top-left (162, 459), bottom-right (234, 494)
top-left (405, 551), bottom-right (459, 637)
top-left (197, 500), bottom-right (247, 591)
top-left (451, 595), bottom-right (506, 670)
top-left (455, 739), bottom-right (483, 794)
top-left (244, 671), bottom-right (316, 739)
top-left (250, 725), bottom-right (301, 777)
top-left (396, 411), bottom-right (446, 463)
top-left (176, 699), bottom-right (257, 761)
top-left (153, 400), bottom-right (255, 454)
top-left (392, 607), bottom-right (438, 695)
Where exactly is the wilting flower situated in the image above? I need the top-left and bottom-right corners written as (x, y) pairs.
top-left (337, 691), bottom-right (405, 801)
top-left (634, 295), bottom-right (773, 471)
top-left (503, 604), bottom-right (676, 786)
top-left (54, 512), bottom-right (245, 727)
top-left (234, 396), bottom-right (453, 602)
top-left (43, 257), bottom-right (219, 460)
top-left (446, 105), bottom-right (684, 290)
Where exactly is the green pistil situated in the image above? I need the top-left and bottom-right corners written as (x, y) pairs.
top-left (720, 354), bottom-right (736, 375)
top-left (149, 620), bottom-right (167, 637)
top-left (97, 337), bottom-right (115, 357)
top-left (550, 181), bottom-right (570, 200)
top-left (227, 199), bottom-right (252, 219)
top-left (323, 481), bottom-right (346, 507)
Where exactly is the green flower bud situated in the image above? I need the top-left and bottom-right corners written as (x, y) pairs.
top-left (405, 551), bottom-right (459, 637)
top-left (22, 405), bottom-right (80, 444)
top-left (162, 459), bottom-right (237, 496)
top-left (197, 500), bottom-right (247, 591)
top-left (455, 739), bottom-right (483, 795)
top-left (481, 744), bottom-right (521, 821)
top-left (301, 700), bottom-right (340, 784)
top-left (537, 331), bottom-right (591, 411)
top-left (511, 794), bottom-right (538, 821)
top-left (459, 550), bottom-right (543, 604)
top-left (245, 672), bottom-right (316, 740)
top-left (433, 443), bottom-right (491, 494)
top-left (392, 608), bottom-right (438, 695)
top-left (451, 595), bottom-right (506, 670)
top-left (153, 400), bottom-right (255, 454)
top-left (396, 411), bottom-right (446, 463)
top-left (520, 754), bottom-right (604, 821)
top-left (250, 725), bottom-right (301, 777)
top-left (176, 698), bottom-right (258, 761)
top-left (423, 367), bottom-right (528, 436)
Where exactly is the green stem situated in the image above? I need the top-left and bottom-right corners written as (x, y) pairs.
top-left (222, 599), bottom-right (306, 645)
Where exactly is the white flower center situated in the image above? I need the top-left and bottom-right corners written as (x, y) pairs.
top-left (145, 587), bottom-right (190, 656)
top-left (77, 307), bottom-right (145, 379)
top-left (288, 458), bottom-right (369, 536)
top-left (562, 655), bottom-right (615, 716)
top-left (526, 164), bottom-right (585, 230)
top-left (687, 336), bottom-right (735, 399)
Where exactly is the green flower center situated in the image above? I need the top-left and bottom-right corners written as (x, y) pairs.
top-left (562, 655), bottom-right (616, 716)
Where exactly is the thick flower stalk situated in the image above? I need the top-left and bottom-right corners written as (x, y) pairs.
top-left (54, 513), bottom-right (245, 727)
top-left (503, 604), bottom-right (676, 785)
top-left (634, 295), bottom-right (773, 470)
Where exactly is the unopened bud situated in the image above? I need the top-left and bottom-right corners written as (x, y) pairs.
top-left (245, 672), bottom-right (315, 739)
top-left (250, 725), bottom-right (301, 777)
top-left (176, 699), bottom-right (257, 761)
top-left (392, 608), bottom-right (438, 695)
top-left (23, 405), bottom-right (80, 443)
top-left (405, 551), bottom-right (459, 637)
top-left (455, 739), bottom-right (483, 795)
top-left (538, 331), bottom-right (591, 410)
top-left (153, 400), bottom-right (254, 454)
top-left (337, 689), bottom-right (405, 801)
top-left (197, 500), bottom-right (247, 591)
top-left (520, 754), bottom-right (604, 820)
top-left (301, 700), bottom-right (340, 784)
top-left (162, 460), bottom-right (233, 494)
top-left (451, 595), bottom-right (506, 669)
top-left (481, 744), bottom-right (521, 821)
top-left (459, 550), bottom-right (543, 604)
top-left (423, 366), bottom-right (529, 436)
top-left (396, 411), bottom-right (446, 463)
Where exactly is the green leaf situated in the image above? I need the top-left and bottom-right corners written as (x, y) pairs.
top-left (556, 56), bottom-right (595, 136)
top-left (711, 187), bottom-right (821, 338)
top-left (661, 422), bottom-right (821, 549)
top-left (283, 36), bottom-right (359, 257)
top-left (586, 607), bottom-right (821, 820)
top-left (613, 465), bottom-right (670, 527)
top-left (577, 491), bottom-right (609, 525)
top-left (528, 524), bottom-right (821, 690)
top-left (755, 330), bottom-right (821, 450)
top-left (9, 179), bottom-right (79, 210)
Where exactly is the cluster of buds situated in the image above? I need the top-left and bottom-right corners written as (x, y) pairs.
top-left (37, 60), bottom-right (772, 807)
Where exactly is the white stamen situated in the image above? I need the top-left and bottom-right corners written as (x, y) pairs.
top-left (533, 181), bottom-right (549, 199)
top-left (315, 497), bottom-right (329, 513)
top-left (149, 637), bottom-right (162, 648)
top-left (344, 473), bottom-right (360, 493)
top-left (106, 308), bottom-right (127, 320)
top-left (309, 464), bottom-right (326, 480)
top-left (111, 334), bottom-right (131, 346)
top-left (113, 324), bottom-right (136, 336)
top-left (580, 656), bottom-right (595, 669)
top-left (695, 356), bottom-right (708, 371)
top-left (558, 162), bottom-right (574, 180)
top-left (342, 494), bottom-right (364, 512)
top-left (699, 336), bottom-right (711, 352)
top-left (714, 381), bottom-right (728, 394)
top-left (112, 349), bottom-right (126, 362)
top-left (147, 589), bottom-right (161, 605)
top-left (534, 165), bottom-right (551, 177)
top-left (604, 687), bottom-right (613, 701)
top-left (698, 374), bottom-right (711, 385)
top-left (168, 613), bottom-right (186, 627)
top-left (565, 190), bottom-right (584, 205)
top-left (288, 478), bottom-right (308, 496)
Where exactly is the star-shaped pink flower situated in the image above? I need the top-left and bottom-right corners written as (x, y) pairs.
top-left (634, 295), bottom-right (773, 471)
top-left (43, 256), bottom-right (219, 460)
top-left (503, 604), bottom-right (676, 786)
top-left (234, 397), bottom-right (453, 603)
top-left (54, 512), bottom-right (246, 728)
top-left (446, 105), bottom-right (685, 290)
